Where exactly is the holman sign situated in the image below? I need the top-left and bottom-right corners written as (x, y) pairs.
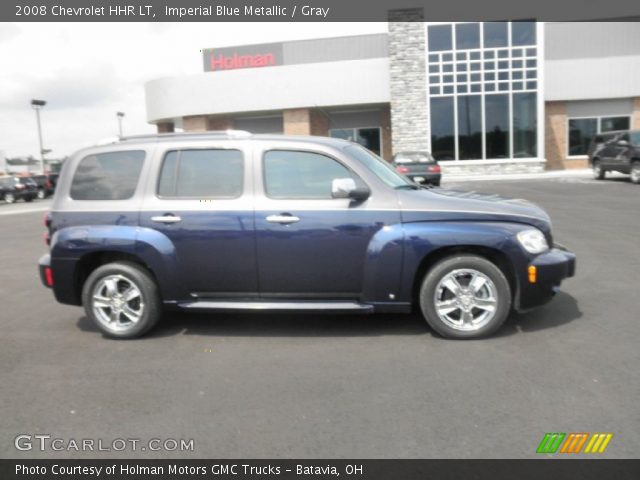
top-left (203, 43), bottom-right (283, 72)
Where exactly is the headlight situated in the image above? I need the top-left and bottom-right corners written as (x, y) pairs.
top-left (517, 229), bottom-right (549, 254)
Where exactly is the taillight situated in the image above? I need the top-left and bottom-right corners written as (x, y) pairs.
top-left (44, 267), bottom-right (54, 287)
top-left (45, 180), bottom-right (52, 188)
top-left (396, 166), bottom-right (409, 174)
top-left (428, 165), bottom-right (441, 173)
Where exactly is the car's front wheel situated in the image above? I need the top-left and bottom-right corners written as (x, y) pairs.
top-left (82, 261), bottom-right (162, 339)
top-left (593, 160), bottom-right (605, 180)
top-left (3, 192), bottom-right (15, 204)
top-left (419, 255), bottom-right (512, 339)
top-left (37, 189), bottom-right (46, 199)
top-left (630, 161), bottom-right (640, 185)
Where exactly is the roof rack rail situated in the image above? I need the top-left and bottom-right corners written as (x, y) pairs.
top-left (115, 130), bottom-right (253, 143)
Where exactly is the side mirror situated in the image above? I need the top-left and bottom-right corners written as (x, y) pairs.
top-left (331, 178), bottom-right (370, 201)
top-left (617, 139), bottom-right (630, 147)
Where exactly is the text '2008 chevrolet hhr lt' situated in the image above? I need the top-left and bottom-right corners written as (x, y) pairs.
top-left (38, 132), bottom-right (576, 339)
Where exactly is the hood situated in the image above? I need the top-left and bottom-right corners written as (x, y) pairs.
top-left (397, 187), bottom-right (552, 233)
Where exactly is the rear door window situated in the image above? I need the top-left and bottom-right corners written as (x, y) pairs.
top-left (70, 150), bottom-right (145, 200)
top-left (157, 149), bottom-right (243, 198)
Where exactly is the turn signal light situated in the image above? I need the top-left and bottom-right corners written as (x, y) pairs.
top-left (44, 267), bottom-right (54, 287)
top-left (528, 265), bottom-right (537, 284)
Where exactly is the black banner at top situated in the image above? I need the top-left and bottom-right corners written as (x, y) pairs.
top-left (4, 0), bottom-right (640, 22)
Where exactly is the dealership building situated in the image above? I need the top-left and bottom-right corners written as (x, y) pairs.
top-left (145, 21), bottom-right (640, 174)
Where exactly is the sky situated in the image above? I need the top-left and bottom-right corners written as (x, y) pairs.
top-left (0, 22), bottom-right (387, 159)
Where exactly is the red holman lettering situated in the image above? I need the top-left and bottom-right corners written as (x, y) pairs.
top-left (210, 53), bottom-right (276, 71)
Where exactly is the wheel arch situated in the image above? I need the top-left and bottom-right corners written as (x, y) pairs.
top-left (73, 251), bottom-right (160, 305)
top-left (410, 245), bottom-right (518, 310)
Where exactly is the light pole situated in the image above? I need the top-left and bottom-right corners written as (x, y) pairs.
top-left (116, 111), bottom-right (125, 137)
top-left (31, 99), bottom-right (48, 173)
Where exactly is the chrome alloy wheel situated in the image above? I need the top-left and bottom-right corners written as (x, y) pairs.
top-left (433, 269), bottom-right (499, 332)
top-left (91, 274), bottom-right (145, 333)
top-left (631, 164), bottom-right (640, 184)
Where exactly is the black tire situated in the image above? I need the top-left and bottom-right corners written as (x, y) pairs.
top-left (81, 261), bottom-right (162, 339)
top-left (630, 161), bottom-right (640, 185)
top-left (593, 160), bottom-right (605, 180)
top-left (419, 255), bottom-right (512, 339)
top-left (3, 192), bottom-right (15, 204)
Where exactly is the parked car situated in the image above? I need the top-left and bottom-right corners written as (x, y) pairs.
top-left (0, 176), bottom-right (38, 203)
top-left (38, 132), bottom-right (575, 339)
top-left (31, 173), bottom-right (59, 199)
top-left (392, 151), bottom-right (442, 186)
top-left (588, 129), bottom-right (640, 184)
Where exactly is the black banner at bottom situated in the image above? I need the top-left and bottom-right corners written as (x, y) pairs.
top-left (1, 459), bottom-right (639, 480)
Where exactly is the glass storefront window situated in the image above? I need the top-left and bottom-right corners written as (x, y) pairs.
top-left (568, 119), bottom-right (597, 156)
top-left (484, 22), bottom-right (508, 48)
top-left (513, 92), bottom-right (537, 157)
top-left (485, 94), bottom-right (510, 159)
top-left (600, 116), bottom-right (630, 133)
top-left (428, 24), bottom-right (453, 51)
top-left (329, 127), bottom-right (382, 156)
top-left (428, 22), bottom-right (540, 161)
top-left (567, 116), bottom-right (631, 155)
top-left (456, 23), bottom-right (480, 50)
top-left (512, 22), bottom-right (536, 46)
top-left (430, 97), bottom-right (455, 160)
top-left (457, 95), bottom-right (482, 160)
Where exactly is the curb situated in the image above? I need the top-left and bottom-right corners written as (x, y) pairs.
top-left (442, 169), bottom-right (593, 183)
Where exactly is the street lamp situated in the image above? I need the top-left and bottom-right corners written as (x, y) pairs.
top-left (116, 111), bottom-right (125, 137)
top-left (31, 99), bottom-right (49, 173)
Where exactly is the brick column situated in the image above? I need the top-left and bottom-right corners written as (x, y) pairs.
top-left (156, 122), bottom-right (174, 133)
top-left (544, 101), bottom-right (567, 170)
top-left (388, 9), bottom-right (428, 154)
top-left (183, 115), bottom-right (207, 132)
top-left (284, 108), bottom-right (314, 135)
top-left (633, 97), bottom-right (640, 129)
top-left (309, 110), bottom-right (329, 136)
top-left (207, 116), bottom-right (234, 130)
top-left (380, 106), bottom-right (393, 161)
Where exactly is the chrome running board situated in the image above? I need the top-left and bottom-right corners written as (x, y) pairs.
top-left (177, 300), bottom-right (373, 313)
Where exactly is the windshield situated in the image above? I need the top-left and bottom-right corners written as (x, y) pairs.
top-left (345, 145), bottom-right (413, 189)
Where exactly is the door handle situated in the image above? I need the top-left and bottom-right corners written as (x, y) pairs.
top-left (266, 214), bottom-right (300, 225)
top-left (151, 214), bottom-right (182, 224)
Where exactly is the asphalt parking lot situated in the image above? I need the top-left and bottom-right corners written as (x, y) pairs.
top-left (1, 176), bottom-right (638, 459)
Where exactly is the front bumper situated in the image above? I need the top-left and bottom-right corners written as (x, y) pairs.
top-left (517, 246), bottom-right (576, 311)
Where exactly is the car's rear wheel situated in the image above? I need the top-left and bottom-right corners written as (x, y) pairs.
top-left (3, 192), bottom-right (15, 204)
top-left (419, 255), bottom-right (511, 339)
top-left (82, 261), bottom-right (161, 339)
top-left (593, 160), bottom-right (605, 180)
top-left (630, 161), bottom-right (640, 185)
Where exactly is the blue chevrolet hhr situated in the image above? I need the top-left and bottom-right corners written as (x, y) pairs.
top-left (39, 132), bottom-right (575, 339)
